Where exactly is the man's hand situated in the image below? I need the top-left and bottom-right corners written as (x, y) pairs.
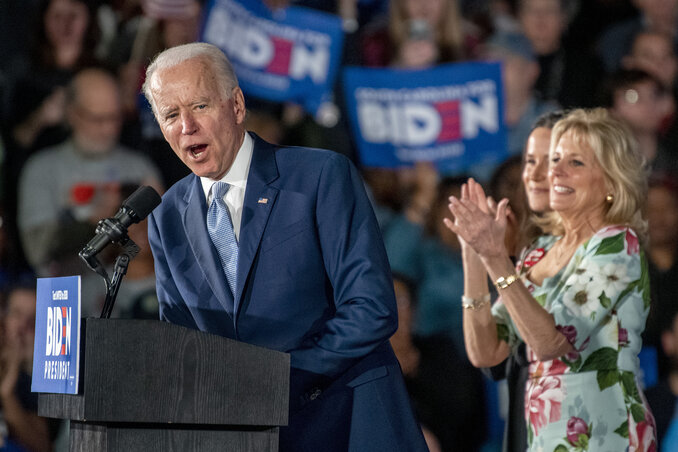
top-left (88, 183), bottom-right (122, 224)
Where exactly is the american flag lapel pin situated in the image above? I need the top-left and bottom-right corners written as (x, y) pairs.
top-left (258, 197), bottom-right (268, 204)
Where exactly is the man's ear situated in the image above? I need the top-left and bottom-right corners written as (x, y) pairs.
top-left (232, 87), bottom-right (246, 124)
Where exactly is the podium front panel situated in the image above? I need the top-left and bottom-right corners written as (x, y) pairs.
top-left (39, 318), bottom-right (290, 427)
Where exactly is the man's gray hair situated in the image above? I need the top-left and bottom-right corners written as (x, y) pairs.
top-left (142, 42), bottom-right (239, 115)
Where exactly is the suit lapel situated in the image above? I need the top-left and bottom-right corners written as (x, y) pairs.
top-left (235, 135), bottom-right (279, 315)
top-left (181, 176), bottom-right (236, 318)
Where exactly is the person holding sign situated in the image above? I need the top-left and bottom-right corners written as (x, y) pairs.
top-left (445, 108), bottom-right (657, 451)
top-left (360, 0), bottom-right (478, 67)
top-left (142, 42), bottom-right (428, 452)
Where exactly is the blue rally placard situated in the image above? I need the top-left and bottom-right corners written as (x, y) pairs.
top-left (343, 62), bottom-right (507, 173)
top-left (32, 276), bottom-right (81, 394)
top-left (201, 0), bottom-right (344, 115)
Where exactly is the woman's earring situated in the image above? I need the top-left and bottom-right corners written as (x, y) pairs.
top-left (605, 193), bottom-right (614, 203)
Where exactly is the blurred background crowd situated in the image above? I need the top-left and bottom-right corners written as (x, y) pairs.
top-left (2, 0), bottom-right (678, 451)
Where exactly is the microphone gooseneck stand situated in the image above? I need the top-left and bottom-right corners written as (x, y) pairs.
top-left (79, 218), bottom-right (139, 319)
top-left (77, 185), bottom-right (161, 318)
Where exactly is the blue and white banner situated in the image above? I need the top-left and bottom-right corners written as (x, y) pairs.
top-left (344, 62), bottom-right (507, 173)
top-left (32, 276), bottom-right (81, 394)
top-left (201, 0), bottom-right (344, 115)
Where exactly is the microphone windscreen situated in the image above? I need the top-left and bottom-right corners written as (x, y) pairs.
top-left (123, 186), bottom-right (162, 222)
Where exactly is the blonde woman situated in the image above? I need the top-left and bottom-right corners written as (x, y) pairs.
top-left (446, 108), bottom-right (657, 451)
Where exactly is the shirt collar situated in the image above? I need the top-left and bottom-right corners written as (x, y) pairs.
top-left (200, 132), bottom-right (253, 201)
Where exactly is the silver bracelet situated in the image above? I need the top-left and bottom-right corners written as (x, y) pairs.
top-left (461, 293), bottom-right (491, 310)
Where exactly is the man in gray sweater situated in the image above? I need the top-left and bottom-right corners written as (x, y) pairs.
top-left (18, 68), bottom-right (162, 316)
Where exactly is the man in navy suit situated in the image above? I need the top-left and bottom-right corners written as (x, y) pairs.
top-left (142, 42), bottom-right (427, 451)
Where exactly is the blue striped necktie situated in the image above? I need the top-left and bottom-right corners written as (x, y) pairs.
top-left (207, 182), bottom-right (238, 296)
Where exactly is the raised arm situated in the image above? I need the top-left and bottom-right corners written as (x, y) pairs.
top-left (444, 180), bottom-right (508, 367)
top-left (445, 179), bottom-right (572, 363)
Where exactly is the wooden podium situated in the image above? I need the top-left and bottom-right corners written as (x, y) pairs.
top-left (38, 318), bottom-right (290, 452)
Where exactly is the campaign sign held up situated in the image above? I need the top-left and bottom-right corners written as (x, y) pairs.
top-left (344, 62), bottom-right (507, 173)
top-left (201, 0), bottom-right (344, 115)
top-left (32, 276), bottom-right (80, 394)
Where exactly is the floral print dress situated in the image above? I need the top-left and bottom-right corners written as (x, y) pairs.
top-left (491, 225), bottom-right (657, 452)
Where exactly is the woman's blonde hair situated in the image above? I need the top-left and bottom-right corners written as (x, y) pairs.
top-left (540, 108), bottom-right (649, 244)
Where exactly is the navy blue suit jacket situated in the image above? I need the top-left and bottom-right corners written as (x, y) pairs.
top-left (148, 135), bottom-right (427, 451)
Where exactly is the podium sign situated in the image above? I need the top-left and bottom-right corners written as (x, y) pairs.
top-left (32, 276), bottom-right (81, 394)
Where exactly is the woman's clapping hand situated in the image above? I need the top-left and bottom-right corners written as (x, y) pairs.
top-left (443, 178), bottom-right (509, 260)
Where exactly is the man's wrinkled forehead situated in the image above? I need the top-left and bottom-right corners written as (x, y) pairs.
top-left (153, 58), bottom-right (225, 95)
top-left (149, 59), bottom-right (220, 112)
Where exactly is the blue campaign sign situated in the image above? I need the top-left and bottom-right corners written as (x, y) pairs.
top-left (201, 0), bottom-right (344, 115)
top-left (32, 276), bottom-right (81, 394)
top-left (343, 62), bottom-right (507, 174)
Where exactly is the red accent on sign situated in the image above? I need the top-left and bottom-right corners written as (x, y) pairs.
top-left (266, 37), bottom-right (293, 75)
top-left (435, 100), bottom-right (462, 142)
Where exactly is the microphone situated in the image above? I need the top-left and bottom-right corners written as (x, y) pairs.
top-left (79, 185), bottom-right (161, 266)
